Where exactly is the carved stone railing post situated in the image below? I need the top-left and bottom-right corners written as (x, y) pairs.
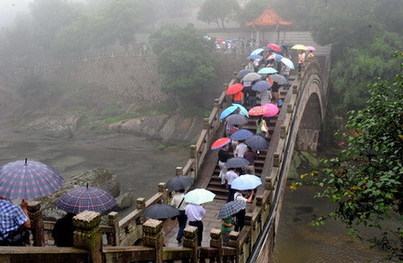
top-left (273, 153), bottom-right (280, 167)
top-left (136, 197), bottom-right (146, 225)
top-left (190, 145), bottom-right (197, 159)
top-left (142, 219), bottom-right (164, 263)
top-left (158, 182), bottom-right (167, 202)
top-left (287, 103), bottom-right (293, 113)
top-left (27, 201), bottom-right (45, 246)
top-left (214, 99), bottom-right (221, 109)
top-left (183, 226), bottom-right (198, 263)
top-left (73, 211), bottom-right (102, 263)
top-left (265, 177), bottom-right (273, 191)
top-left (280, 125), bottom-right (287, 139)
top-left (107, 211), bottom-right (120, 246)
top-left (210, 229), bottom-right (223, 263)
top-left (245, 213), bottom-right (253, 227)
top-left (203, 118), bottom-right (210, 130)
top-left (228, 231), bottom-right (239, 262)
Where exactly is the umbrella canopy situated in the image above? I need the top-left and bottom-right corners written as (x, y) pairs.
top-left (236, 69), bottom-right (254, 79)
top-left (211, 137), bottom-right (231, 150)
top-left (306, 45), bottom-right (316, 51)
top-left (56, 186), bottom-right (116, 214)
top-left (242, 72), bottom-right (262, 86)
top-left (246, 135), bottom-right (269, 150)
top-left (231, 174), bottom-right (262, 190)
top-left (226, 114), bottom-right (248, 126)
top-left (184, 188), bottom-right (215, 205)
top-left (246, 54), bottom-right (263, 60)
top-left (281, 42), bottom-right (295, 47)
top-left (262, 103), bottom-right (280, 117)
top-left (143, 204), bottom-right (180, 220)
top-left (267, 43), bottom-right (282, 52)
top-left (0, 159), bottom-right (63, 199)
top-left (250, 48), bottom-right (264, 56)
top-left (166, 175), bottom-right (194, 191)
top-left (226, 83), bottom-right (244, 95)
top-left (269, 74), bottom-right (287, 85)
top-left (230, 129), bottom-right (253, 141)
top-left (232, 103), bottom-right (249, 117)
top-left (268, 54), bottom-right (283, 62)
top-left (291, 44), bottom-right (307, 50)
top-left (258, 67), bottom-right (278, 75)
top-left (225, 157), bottom-right (250, 168)
top-left (217, 200), bottom-right (246, 219)
top-left (281, 57), bottom-right (295, 69)
top-left (219, 105), bottom-right (239, 120)
top-left (251, 80), bottom-right (271, 92)
top-left (248, 106), bottom-right (268, 116)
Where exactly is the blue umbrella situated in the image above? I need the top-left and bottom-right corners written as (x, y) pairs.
top-left (250, 48), bottom-right (264, 56)
top-left (281, 57), bottom-right (295, 69)
top-left (231, 174), bottom-right (262, 190)
top-left (258, 67), bottom-right (278, 75)
top-left (247, 54), bottom-right (263, 60)
top-left (236, 69), bottom-right (254, 79)
top-left (225, 157), bottom-right (250, 168)
top-left (252, 80), bottom-right (271, 92)
top-left (226, 114), bottom-right (248, 126)
top-left (217, 200), bottom-right (246, 219)
top-left (220, 105), bottom-right (239, 120)
top-left (232, 103), bottom-right (249, 117)
top-left (268, 54), bottom-right (283, 62)
top-left (246, 135), bottom-right (269, 150)
top-left (230, 129), bottom-right (253, 141)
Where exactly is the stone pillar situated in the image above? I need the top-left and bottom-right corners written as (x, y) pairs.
top-left (27, 201), bottom-right (44, 246)
top-left (73, 211), bottom-right (102, 263)
top-left (273, 153), bottom-right (280, 167)
top-left (142, 219), bottom-right (164, 263)
top-left (176, 167), bottom-right (183, 176)
top-left (203, 118), bottom-right (210, 130)
top-left (190, 145), bottom-right (197, 158)
top-left (158, 182), bottom-right (168, 203)
top-left (280, 125), bottom-right (287, 139)
top-left (183, 226), bottom-right (198, 263)
top-left (210, 229), bottom-right (223, 263)
top-left (107, 211), bottom-right (119, 246)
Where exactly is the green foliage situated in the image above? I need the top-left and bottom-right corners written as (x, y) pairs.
top-left (317, 56), bottom-right (403, 257)
top-left (150, 24), bottom-right (217, 106)
top-left (197, 0), bottom-right (240, 28)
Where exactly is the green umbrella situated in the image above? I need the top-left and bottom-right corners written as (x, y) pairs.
top-left (184, 188), bottom-right (215, 205)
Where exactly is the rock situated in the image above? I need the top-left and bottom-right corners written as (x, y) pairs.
top-left (115, 192), bottom-right (134, 211)
top-left (24, 114), bottom-right (82, 139)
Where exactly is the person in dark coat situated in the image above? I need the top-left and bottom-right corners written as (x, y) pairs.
top-left (52, 213), bottom-right (76, 247)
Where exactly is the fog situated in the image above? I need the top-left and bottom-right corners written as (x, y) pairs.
top-left (0, 0), bottom-right (32, 27)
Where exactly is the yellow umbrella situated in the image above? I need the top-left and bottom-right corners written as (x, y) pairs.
top-left (291, 44), bottom-right (308, 50)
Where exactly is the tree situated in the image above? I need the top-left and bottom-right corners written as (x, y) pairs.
top-left (150, 24), bottom-right (217, 106)
top-left (316, 54), bottom-right (403, 258)
top-left (236, 0), bottom-right (268, 27)
top-left (197, 0), bottom-right (239, 29)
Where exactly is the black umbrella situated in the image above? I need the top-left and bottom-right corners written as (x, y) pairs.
top-left (226, 114), bottom-right (248, 126)
top-left (166, 175), bottom-right (194, 191)
top-left (236, 69), bottom-right (254, 79)
top-left (143, 204), bottom-right (180, 220)
top-left (225, 157), bottom-right (250, 168)
top-left (246, 135), bottom-right (269, 150)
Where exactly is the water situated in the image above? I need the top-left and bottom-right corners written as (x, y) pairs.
top-left (274, 185), bottom-right (393, 263)
top-left (0, 128), bottom-right (188, 199)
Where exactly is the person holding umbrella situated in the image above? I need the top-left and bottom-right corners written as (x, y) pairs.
top-left (224, 167), bottom-right (240, 202)
top-left (218, 144), bottom-right (230, 184)
top-left (0, 197), bottom-right (30, 246)
top-left (170, 189), bottom-right (187, 243)
top-left (243, 146), bottom-right (257, 175)
top-left (233, 190), bottom-right (253, 231)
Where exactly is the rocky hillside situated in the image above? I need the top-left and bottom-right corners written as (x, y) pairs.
top-left (0, 52), bottom-right (245, 143)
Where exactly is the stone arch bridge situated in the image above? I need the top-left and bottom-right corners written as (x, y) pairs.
top-left (0, 55), bottom-right (330, 263)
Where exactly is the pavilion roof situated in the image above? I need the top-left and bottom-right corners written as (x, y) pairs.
top-left (245, 8), bottom-right (293, 26)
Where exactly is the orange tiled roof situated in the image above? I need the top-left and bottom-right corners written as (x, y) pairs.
top-left (245, 8), bottom-right (293, 26)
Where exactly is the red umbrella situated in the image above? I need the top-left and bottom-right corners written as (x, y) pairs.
top-left (262, 103), bottom-right (279, 117)
top-left (267, 43), bottom-right (282, 52)
top-left (211, 138), bottom-right (231, 150)
top-left (248, 106), bottom-right (268, 116)
top-left (226, 83), bottom-right (244, 95)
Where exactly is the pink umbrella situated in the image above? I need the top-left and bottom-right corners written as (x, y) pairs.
top-left (248, 106), bottom-right (268, 116)
top-left (262, 103), bottom-right (279, 117)
top-left (306, 46), bottom-right (316, 51)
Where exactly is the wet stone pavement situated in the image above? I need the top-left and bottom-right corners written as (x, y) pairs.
top-left (163, 199), bottom-right (227, 247)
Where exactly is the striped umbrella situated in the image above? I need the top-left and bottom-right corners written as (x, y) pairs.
top-left (217, 200), bottom-right (246, 219)
top-left (57, 186), bottom-right (116, 214)
top-left (230, 129), bottom-right (253, 141)
top-left (246, 135), bottom-right (269, 150)
top-left (0, 159), bottom-right (63, 199)
top-left (226, 114), bottom-right (248, 126)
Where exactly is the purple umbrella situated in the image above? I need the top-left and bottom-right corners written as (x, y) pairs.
top-left (56, 186), bottom-right (116, 214)
top-left (246, 135), bottom-right (269, 150)
top-left (269, 74), bottom-right (287, 85)
top-left (230, 129), bottom-right (253, 141)
top-left (226, 114), bottom-right (248, 126)
top-left (0, 159), bottom-right (63, 199)
top-left (252, 80), bottom-right (271, 92)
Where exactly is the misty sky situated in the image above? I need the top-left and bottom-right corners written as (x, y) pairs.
top-left (0, 0), bottom-right (33, 27)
